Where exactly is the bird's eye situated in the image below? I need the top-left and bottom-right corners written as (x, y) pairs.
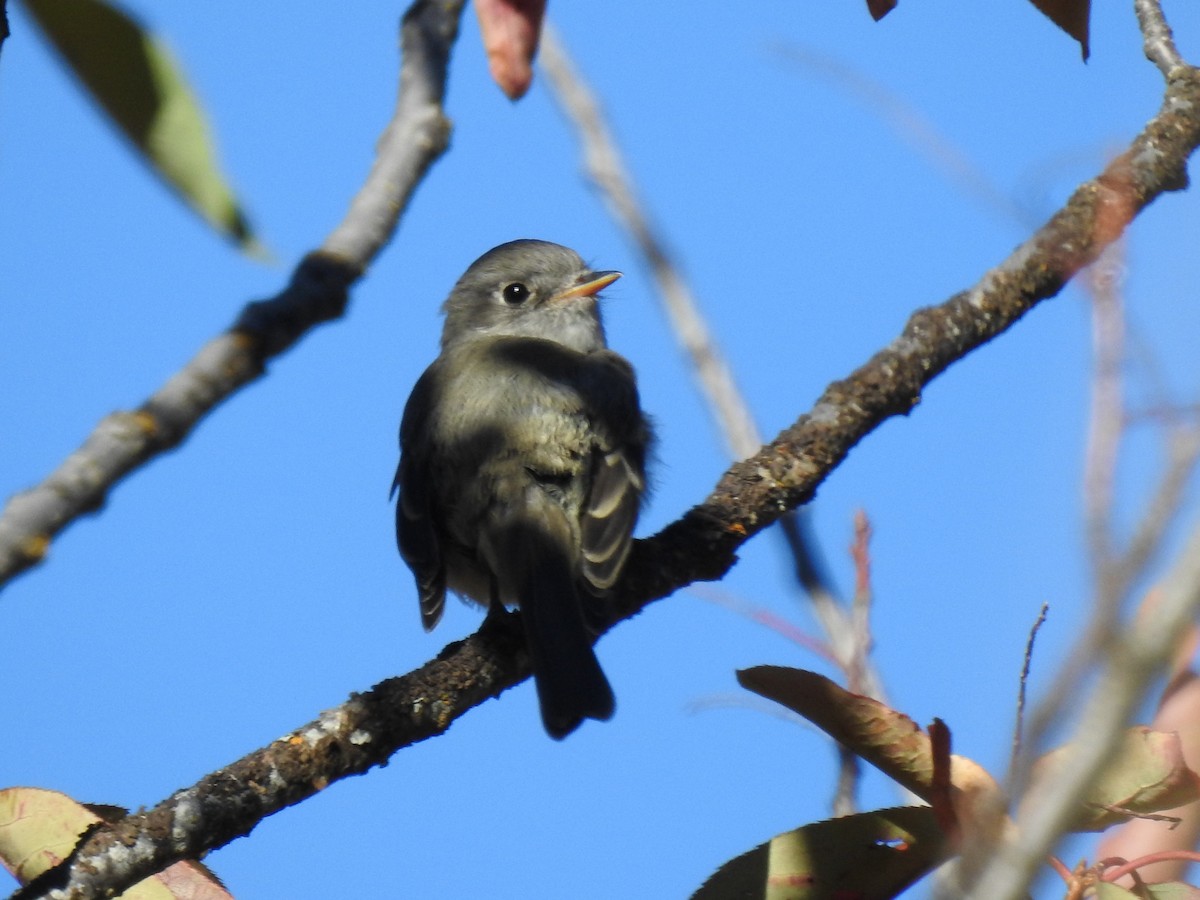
top-left (502, 282), bottom-right (530, 305)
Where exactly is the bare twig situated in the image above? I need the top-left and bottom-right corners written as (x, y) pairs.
top-left (1136, 0), bottom-right (1185, 76)
top-left (693, 586), bottom-right (837, 663)
top-left (831, 511), bottom-right (875, 815)
top-left (1102, 849), bottom-right (1200, 884)
top-left (771, 43), bottom-right (1031, 227)
top-left (959, 13), bottom-right (1200, 892)
top-left (847, 510), bottom-right (875, 697)
top-left (1121, 426), bottom-right (1200, 583)
top-left (0, 0), bottom-right (464, 591)
top-left (833, 748), bottom-right (861, 818)
top-left (1020, 186), bottom-right (1200, 790)
top-left (1008, 602), bottom-right (1049, 782)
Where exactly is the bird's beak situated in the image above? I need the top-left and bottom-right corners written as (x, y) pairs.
top-left (551, 270), bottom-right (622, 302)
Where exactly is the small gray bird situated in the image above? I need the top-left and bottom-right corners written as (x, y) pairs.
top-left (393, 240), bottom-right (651, 739)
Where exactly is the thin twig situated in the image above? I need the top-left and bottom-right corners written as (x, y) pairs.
top-left (771, 42), bottom-right (1031, 228)
top-left (1120, 425), bottom-right (1200, 584)
top-left (1008, 602), bottom-right (1049, 783)
top-left (847, 510), bottom-right (875, 697)
top-left (831, 511), bottom-right (875, 815)
top-left (833, 748), bottom-right (861, 818)
top-left (1018, 248), bottom-right (1130, 766)
top-left (693, 586), bottom-right (838, 663)
top-left (1136, 0), bottom-right (1185, 76)
top-left (1102, 849), bottom-right (1200, 884)
top-left (0, 0), bottom-right (463, 591)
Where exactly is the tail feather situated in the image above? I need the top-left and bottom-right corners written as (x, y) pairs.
top-left (522, 557), bottom-right (615, 739)
top-left (484, 495), bottom-right (614, 740)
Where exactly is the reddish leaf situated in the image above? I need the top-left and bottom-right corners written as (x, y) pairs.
top-left (1027, 0), bottom-right (1091, 59)
top-left (474, 0), bottom-right (546, 100)
top-left (866, 0), bottom-right (898, 22)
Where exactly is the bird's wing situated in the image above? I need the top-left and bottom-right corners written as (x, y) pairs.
top-left (394, 368), bottom-right (447, 630)
top-left (579, 443), bottom-right (644, 595)
top-left (577, 349), bottom-right (650, 598)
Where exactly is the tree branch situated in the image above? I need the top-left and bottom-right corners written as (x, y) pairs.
top-left (1136, 0), bottom-right (1185, 76)
top-left (16, 49), bottom-right (1200, 900)
top-left (0, 0), bottom-right (464, 591)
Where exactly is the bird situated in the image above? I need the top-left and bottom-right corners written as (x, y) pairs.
top-left (393, 239), bottom-right (652, 739)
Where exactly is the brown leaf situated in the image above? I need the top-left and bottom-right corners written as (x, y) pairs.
top-left (737, 667), bottom-right (1007, 843)
top-left (1027, 0), bottom-right (1091, 59)
top-left (866, 0), bottom-right (898, 22)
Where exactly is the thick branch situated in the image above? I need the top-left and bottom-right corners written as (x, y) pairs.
top-left (0, 0), bottom-right (464, 591)
top-left (18, 60), bottom-right (1200, 900)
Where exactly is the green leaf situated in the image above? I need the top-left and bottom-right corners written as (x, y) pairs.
top-left (1029, 726), bottom-right (1200, 832)
top-left (23, 0), bottom-right (263, 253)
top-left (1096, 882), bottom-right (1200, 899)
top-left (693, 806), bottom-right (949, 900)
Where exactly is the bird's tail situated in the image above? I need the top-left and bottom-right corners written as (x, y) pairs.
top-left (485, 497), bottom-right (615, 740)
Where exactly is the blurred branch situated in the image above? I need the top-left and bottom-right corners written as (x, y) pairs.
top-left (963, 516), bottom-right (1200, 899)
top-left (0, 0), bottom-right (464, 591)
top-left (772, 42), bottom-right (1032, 228)
top-left (834, 511), bottom-right (876, 815)
top-left (540, 25), bottom-right (759, 463)
top-left (1082, 246), bottom-right (1126, 599)
top-left (1123, 426), bottom-right (1200, 581)
top-left (957, 6), bottom-right (1200, 893)
top-left (20, 40), bottom-right (1200, 900)
top-left (540, 25), bottom-right (879, 707)
top-left (1022, 217), bottom-right (1200, 790)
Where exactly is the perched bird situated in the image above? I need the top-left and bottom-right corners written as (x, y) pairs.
top-left (393, 240), bottom-right (652, 739)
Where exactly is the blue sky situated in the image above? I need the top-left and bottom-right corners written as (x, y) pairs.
top-left (3, 1), bottom-right (1200, 897)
